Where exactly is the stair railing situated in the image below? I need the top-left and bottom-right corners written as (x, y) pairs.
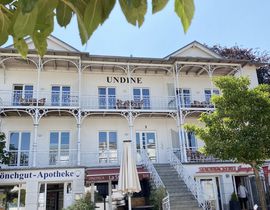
top-left (168, 150), bottom-right (212, 210)
top-left (140, 149), bottom-right (170, 210)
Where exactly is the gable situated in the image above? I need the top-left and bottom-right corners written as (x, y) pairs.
top-left (166, 41), bottom-right (222, 59)
top-left (6, 35), bottom-right (79, 52)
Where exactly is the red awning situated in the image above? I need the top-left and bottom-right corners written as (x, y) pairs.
top-left (85, 166), bottom-right (150, 183)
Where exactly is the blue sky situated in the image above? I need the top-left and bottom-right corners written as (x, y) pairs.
top-left (5, 0), bottom-right (270, 58)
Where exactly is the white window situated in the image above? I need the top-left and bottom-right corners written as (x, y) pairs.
top-left (176, 88), bottom-right (191, 107)
top-left (9, 132), bottom-right (30, 166)
top-left (133, 88), bottom-right (150, 108)
top-left (98, 87), bottom-right (116, 109)
top-left (49, 132), bottom-right (70, 165)
top-left (13, 84), bottom-right (33, 105)
top-left (51, 86), bottom-right (71, 106)
top-left (98, 131), bottom-right (117, 163)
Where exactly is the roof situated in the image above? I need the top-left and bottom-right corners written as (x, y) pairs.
top-left (165, 41), bottom-right (222, 59)
top-left (5, 35), bottom-right (79, 52)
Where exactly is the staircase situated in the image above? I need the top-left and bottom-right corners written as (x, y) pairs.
top-left (154, 163), bottom-right (203, 210)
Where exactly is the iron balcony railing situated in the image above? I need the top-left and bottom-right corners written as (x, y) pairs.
top-left (3, 149), bottom-right (151, 169)
top-left (173, 147), bottom-right (230, 163)
top-left (0, 90), bottom-right (177, 111)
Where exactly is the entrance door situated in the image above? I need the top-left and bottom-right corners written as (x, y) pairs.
top-left (136, 132), bottom-right (157, 162)
top-left (38, 183), bottom-right (64, 210)
top-left (199, 177), bottom-right (221, 210)
top-left (234, 175), bottom-right (256, 209)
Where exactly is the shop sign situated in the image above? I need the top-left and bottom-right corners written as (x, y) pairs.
top-left (107, 76), bottom-right (142, 84)
top-left (197, 166), bottom-right (253, 174)
top-left (0, 169), bottom-right (84, 182)
top-left (87, 173), bottom-right (150, 182)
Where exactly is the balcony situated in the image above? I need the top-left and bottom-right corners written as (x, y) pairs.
top-left (0, 90), bottom-right (177, 111)
top-left (173, 148), bottom-right (229, 163)
top-left (177, 93), bottom-right (215, 109)
top-left (3, 149), bottom-right (146, 169)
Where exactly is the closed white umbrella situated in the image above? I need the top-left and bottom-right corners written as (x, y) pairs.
top-left (118, 140), bottom-right (141, 210)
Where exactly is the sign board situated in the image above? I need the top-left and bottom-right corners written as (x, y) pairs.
top-left (197, 166), bottom-right (253, 174)
top-left (0, 168), bottom-right (85, 183)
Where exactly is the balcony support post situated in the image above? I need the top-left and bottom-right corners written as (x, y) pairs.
top-left (32, 120), bottom-right (39, 167)
top-left (78, 59), bottom-right (82, 107)
top-left (174, 64), bottom-right (187, 163)
top-left (128, 112), bottom-right (134, 146)
top-left (77, 114), bottom-right (81, 166)
top-left (36, 57), bottom-right (41, 106)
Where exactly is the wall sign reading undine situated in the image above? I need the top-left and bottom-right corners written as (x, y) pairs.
top-left (107, 76), bottom-right (142, 84)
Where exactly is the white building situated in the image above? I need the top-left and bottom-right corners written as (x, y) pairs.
top-left (0, 37), bottom-right (263, 210)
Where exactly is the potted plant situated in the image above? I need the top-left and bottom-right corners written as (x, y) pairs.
top-left (229, 192), bottom-right (241, 210)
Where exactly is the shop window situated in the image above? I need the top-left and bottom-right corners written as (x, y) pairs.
top-left (9, 132), bottom-right (30, 166)
top-left (0, 184), bottom-right (26, 209)
top-left (49, 132), bottom-right (70, 165)
top-left (98, 131), bottom-right (117, 163)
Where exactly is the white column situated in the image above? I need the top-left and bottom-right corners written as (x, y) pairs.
top-left (32, 123), bottom-right (38, 167)
top-left (108, 180), bottom-right (112, 210)
top-left (91, 182), bottom-right (95, 203)
top-left (78, 59), bottom-right (82, 107)
top-left (77, 122), bottom-right (81, 166)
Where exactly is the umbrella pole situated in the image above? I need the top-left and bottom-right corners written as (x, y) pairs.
top-left (128, 193), bottom-right (132, 210)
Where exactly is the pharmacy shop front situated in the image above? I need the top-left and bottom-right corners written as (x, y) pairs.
top-left (0, 168), bottom-right (85, 210)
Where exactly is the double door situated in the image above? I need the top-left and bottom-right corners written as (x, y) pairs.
top-left (136, 131), bottom-right (157, 162)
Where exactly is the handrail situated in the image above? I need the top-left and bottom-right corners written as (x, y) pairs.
top-left (140, 150), bottom-right (170, 210)
top-left (168, 150), bottom-right (212, 210)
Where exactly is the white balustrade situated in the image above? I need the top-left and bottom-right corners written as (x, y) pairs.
top-left (168, 150), bottom-right (212, 210)
top-left (140, 149), bottom-right (170, 210)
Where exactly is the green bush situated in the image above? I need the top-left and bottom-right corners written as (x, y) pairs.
top-left (65, 192), bottom-right (95, 210)
top-left (150, 186), bottom-right (166, 210)
top-left (230, 192), bottom-right (238, 201)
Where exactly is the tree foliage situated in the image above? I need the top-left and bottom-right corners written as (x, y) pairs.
top-left (65, 192), bottom-right (95, 210)
top-left (0, 0), bottom-right (195, 57)
top-left (210, 45), bottom-right (270, 84)
top-left (0, 132), bottom-right (9, 164)
top-left (186, 76), bottom-right (270, 210)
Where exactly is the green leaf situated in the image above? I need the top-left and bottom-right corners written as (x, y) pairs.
top-left (13, 37), bottom-right (28, 58)
top-left (32, 0), bottom-right (57, 56)
top-left (21, 0), bottom-right (38, 13)
top-left (152, 0), bottom-right (168, 14)
top-left (0, 6), bottom-right (10, 45)
top-left (83, 0), bottom-right (115, 40)
top-left (62, 0), bottom-right (88, 45)
top-left (174, 0), bottom-right (194, 33)
top-left (119, 0), bottom-right (147, 27)
top-left (56, 1), bottom-right (73, 27)
top-left (0, 0), bottom-right (13, 5)
top-left (13, 5), bottom-right (38, 37)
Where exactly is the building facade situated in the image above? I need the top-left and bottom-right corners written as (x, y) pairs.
top-left (0, 37), bottom-right (263, 210)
